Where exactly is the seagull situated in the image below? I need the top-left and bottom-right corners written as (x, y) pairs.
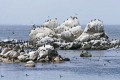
top-left (12, 31), bottom-right (15, 34)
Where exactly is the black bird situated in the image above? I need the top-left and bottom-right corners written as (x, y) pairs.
top-left (60, 75), bottom-right (63, 78)
top-left (12, 31), bottom-right (15, 34)
top-left (1, 75), bottom-right (4, 78)
top-left (25, 74), bottom-right (29, 77)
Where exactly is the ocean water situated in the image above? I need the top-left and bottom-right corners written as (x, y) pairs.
top-left (0, 25), bottom-right (120, 80)
top-left (0, 25), bottom-right (31, 41)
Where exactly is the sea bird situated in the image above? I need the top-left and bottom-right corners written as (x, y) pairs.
top-left (59, 75), bottom-right (63, 78)
top-left (1, 75), bottom-right (4, 78)
top-left (25, 74), bottom-right (29, 77)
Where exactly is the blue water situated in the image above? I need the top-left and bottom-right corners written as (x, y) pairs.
top-left (0, 25), bottom-right (31, 41)
top-left (104, 25), bottom-right (120, 40)
top-left (0, 25), bottom-right (120, 80)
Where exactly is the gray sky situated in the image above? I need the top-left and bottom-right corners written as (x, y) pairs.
top-left (0, 0), bottom-right (120, 25)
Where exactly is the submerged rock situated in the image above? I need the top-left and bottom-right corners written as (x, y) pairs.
top-left (80, 51), bottom-right (92, 57)
top-left (29, 51), bottom-right (38, 61)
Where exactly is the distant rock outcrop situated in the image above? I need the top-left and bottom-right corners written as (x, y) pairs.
top-left (29, 17), bottom-right (120, 50)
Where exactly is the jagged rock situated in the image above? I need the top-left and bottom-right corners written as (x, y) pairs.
top-left (76, 19), bottom-right (108, 42)
top-left (110, 40), bottom-right (120, 48)
top-left (36, 36), bottom-right (54, 47)
top-left (3, 50), bottom-right (19, 59)
top-left (29, 51), bottom-right (38, 61)
top-left (18, 54), bottom-right (29, 62)
top-left (43, 18), bottom-right (59, 30)
top-left (84, 19), bottom-right (104, 33)
top-left (76, 33), bottom-right (91, 42)
top-left (55, 25), bottom-right (69, 34)
top-left (62, 17), bottom-right (80, 27)
top-left (2, 58), bottom-right (12, 63)
top-left (61, 26), bottom-right (83, 42)
top-left (61, 30), bottom-right (75, 42)
top-left (69, 42), bottom-right (81, 50)
top-left (29, 27), bottom-right (55, 44)
top-left (0, 47), bottom-right (11, 56)
top-left (81, 42), bottom-right (91, 50)
top-left (55, 17), bottom-right (83, 42)
top-left (37, 45), bottom-right (55, 59)
top-left (60, 42), bottom-right (73, 49)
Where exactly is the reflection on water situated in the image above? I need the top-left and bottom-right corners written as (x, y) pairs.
top-left (1, 49), bottom-right (120, 80)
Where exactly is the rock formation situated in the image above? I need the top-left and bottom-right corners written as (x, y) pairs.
top-left (29, 17), bottom-right (120, 50)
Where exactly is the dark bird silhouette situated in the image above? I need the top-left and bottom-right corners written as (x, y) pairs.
top-left (25, 74), bottom-right (29, 77)
top-left (12, 31), bottom-right (15, 34)
top-left (1, 75), bottom-right (4, 78)
top-left (60, 75), bottom-right (63, 78)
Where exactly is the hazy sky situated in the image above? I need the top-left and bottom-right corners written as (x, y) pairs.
top-left (0, 0), bottom-right (120, 25)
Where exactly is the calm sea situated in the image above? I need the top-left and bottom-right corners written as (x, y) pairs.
top-left (0, 25), bottom-right (31, 41)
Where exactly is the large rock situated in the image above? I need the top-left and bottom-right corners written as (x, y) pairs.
top-left (37, 45), bottom-right (55, 58)
top-left (43, 18), bottom-right (59, 30)
top-left (36, 36), bottom-right (54, 47)
top-left (0, 47), bottom-right (11, 56)
top-left (84, 19), bottom-right (104, 33)
top-left (3, 50), bottom-right (19, 59)
top-left (55, 25), bottom-right (69, 34)
top-left (29, 51), bottom-right (38, 61)
top-left (55, 17), bottom-right (83, 42)
top-left (18, 54), bottom-right (29, 62)
top-left (76, 19), bottom-right (108, 42)
top-left (62, 17), bottom-right (80, 28)
top-left (110, 40), bottom-right (120, 48)
top-left (29, 27), bottom-right (55, 44)
top-left (61, 26), bottom-right (83, 41)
